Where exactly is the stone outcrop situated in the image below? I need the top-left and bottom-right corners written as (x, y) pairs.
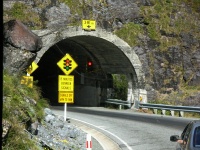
top-left (30, 108), bottom-right (86, 149)
top-left (3, 20), bottom-right (42, 75)
top-left (2, 119), bottom-right (11, 145)
top-left (3, 20), bottom-right (42, 52)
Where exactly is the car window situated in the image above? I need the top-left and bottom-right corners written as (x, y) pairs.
top-left (182, 122), bottom-right (193, 146)
top-left (193, 126), bottom-right (200, 148)
top-left (181, 122), bottom-right (192, 139)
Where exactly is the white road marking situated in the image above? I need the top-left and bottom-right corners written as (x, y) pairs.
top-left (70, 117), bottom-right (133, 150)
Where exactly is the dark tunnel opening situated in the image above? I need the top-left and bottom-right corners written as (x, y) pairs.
top-left (32, 35), bottom-right (137, 106)
top-left (32, 38), bottom-right (113, 106)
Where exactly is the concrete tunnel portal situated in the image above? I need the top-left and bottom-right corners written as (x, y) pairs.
top-left (32, 27), bottom-right (145, 107)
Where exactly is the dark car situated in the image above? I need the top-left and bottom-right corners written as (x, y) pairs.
top-left (170, 120), bottom-right (200, 150)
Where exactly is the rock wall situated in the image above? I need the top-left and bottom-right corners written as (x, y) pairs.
top-left (3, 0), bottom-right (200, 102)
top-left (3, 19), bottom-right (42, 74)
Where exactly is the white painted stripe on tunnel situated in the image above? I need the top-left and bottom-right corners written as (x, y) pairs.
top-left (70, 117), bottom-right (133, 150)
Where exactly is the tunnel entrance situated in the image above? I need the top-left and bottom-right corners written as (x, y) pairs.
top-left (33, 36), bottom-right (132, 106)
top-left (32, 27), bottom-right (145, 107)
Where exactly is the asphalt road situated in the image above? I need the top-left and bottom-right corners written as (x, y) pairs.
top-left (51, 106), bottom-right (198, 150)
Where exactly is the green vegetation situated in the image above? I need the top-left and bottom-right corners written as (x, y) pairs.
top-left (58, 0), bottom-right (94, 26)
top-left (114, 22), bottom-right (144, 47)
top-left (112, 74), bottom-right (128, 100)
top-left (114, 0), bottom-right (199, 52)
top-left (2, 70), bottom-right (50, 150)
top-left (4, 2), bottom-right (43, 29)
top-left (153, 85), bottom-right (200, 104)
top-left (140, 0), bottom-right (200, 50)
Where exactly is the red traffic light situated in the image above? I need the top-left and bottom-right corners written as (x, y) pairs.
top-left (87, 61), bottom-right (92, 66)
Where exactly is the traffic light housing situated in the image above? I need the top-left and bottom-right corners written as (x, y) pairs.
top-left (64, 58), bottom-right (72, 71)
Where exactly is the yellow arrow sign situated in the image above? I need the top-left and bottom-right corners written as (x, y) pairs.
top-left (82, 20), bottom-right (96, 30)
top-left (57, 53), bottom-right (78, 75)
top-left (26, 62), bottom-right (38, 75)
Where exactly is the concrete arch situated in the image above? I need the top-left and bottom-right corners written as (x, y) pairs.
top-left (32, 26), bottom-right (146, 106)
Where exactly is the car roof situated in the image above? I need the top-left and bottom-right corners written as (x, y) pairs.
top-left (191, 120), bottom-right (200, 126)
top-left (193, 120), bottom-right (200, 123)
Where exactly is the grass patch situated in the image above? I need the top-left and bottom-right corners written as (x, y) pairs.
top-left (139, 0), bottom-right (200, 51)
top-left (114, 22), bottom-right (144, 47)
top-left (4, 2), bottom-right (43, 29)
top-left (3, 70), bottom-right (50, 149)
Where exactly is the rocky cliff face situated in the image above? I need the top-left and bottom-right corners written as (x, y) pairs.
top-left (3, 0), bottom-right (200, 103)
top-left (3, 19), bottom-right (42, 74)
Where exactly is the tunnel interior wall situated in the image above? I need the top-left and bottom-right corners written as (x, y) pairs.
top-left (75, 85), bottom-right (101, 106)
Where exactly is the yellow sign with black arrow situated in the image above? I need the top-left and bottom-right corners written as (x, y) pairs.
top-left (26, 62), bottom-right (38, 75)
top-left (82, 20), bottom-right (96, 30)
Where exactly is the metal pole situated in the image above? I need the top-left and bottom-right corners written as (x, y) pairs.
top-left (64, 103), bottom-right (67, 121)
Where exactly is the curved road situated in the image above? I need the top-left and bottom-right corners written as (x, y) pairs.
top-left (51, 106), bottom-right (197, 150)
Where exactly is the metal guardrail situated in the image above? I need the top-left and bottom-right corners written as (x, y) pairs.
top-left (105, 99), bottom-right (132, 109)
top-left (139, 103), bottom-right (200, 113)
top-left (105, 99), bottom-right (200, 117)
top-left (138, 102), bottom-right (200, 117)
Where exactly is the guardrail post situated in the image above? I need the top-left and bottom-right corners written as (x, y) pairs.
top-left (170, 110), bottom-right (175, 116)
top-left (153, 109), bottom-right (157, 114)
top-left (134, 100), bottom-right (140, 109)
top-left (161, 110), bottom-right (166, 115)
top-left (179, 111), bottom-right (184, 117)
top-left (119, 105), bottom-right (122, 110)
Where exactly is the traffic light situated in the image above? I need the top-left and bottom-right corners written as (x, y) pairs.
top-left (86, 59), bottom-right (93, 72)
top-left (64, 58), bottom-right (72, 71)
top-left (87, 61), bottom-right (92, 67)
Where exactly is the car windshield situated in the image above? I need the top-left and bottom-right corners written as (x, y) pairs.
top-left (193, 126), bottom-right (200, 148)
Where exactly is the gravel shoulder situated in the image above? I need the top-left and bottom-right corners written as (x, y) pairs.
top-left (52, 107), bottom-right (121, 150)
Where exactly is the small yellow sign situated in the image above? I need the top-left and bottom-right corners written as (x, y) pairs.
top-left (21, 76), bottom-right (33, 88)
top-left (27, 62), bottom-right (39, 75)
top-left (82, 20), bottom-right (96, 30)
top-left (58, 91), bottom-right (74, 103)
top-left (58, 75), bottom-right (74, 92)
top-left (57, 53), bottom-right (78, 75)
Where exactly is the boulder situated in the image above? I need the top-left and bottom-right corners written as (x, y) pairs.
top-left (3, 20), bottom-right (42, 52)
top-left (3, 45), bottom-right (36, 74)
top-left (2, 119), bottom-right (11, 145)
top-left (3, 20), bottom-right (42, 75)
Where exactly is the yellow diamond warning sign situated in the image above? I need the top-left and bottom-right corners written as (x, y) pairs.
top-left (58, 75), bottom-right (74, 92)
top-left (57, 53), bottom-right (78, 75)
top-left (58, 91), bottom-right (74, 103)
top-left (26, 62), bottom-right (38, 75)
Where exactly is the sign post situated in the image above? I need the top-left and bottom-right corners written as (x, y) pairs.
top-left (21, 62), bottom-right (39, 88)
top-left (57, 53), bottom-right (78, 121)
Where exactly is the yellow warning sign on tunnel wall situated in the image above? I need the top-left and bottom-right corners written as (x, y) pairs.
top-left (58, 75), bottom-right (74, 92)
top-left (82, 20), bottom-right (96, 30)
